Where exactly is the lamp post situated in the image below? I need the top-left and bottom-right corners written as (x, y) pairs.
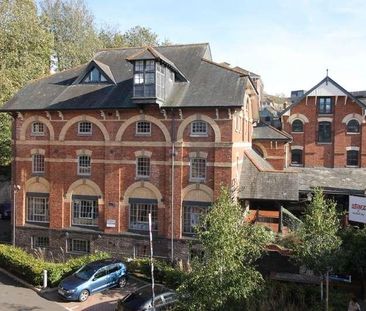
top-left (13, 185), bottom-right (20, 246)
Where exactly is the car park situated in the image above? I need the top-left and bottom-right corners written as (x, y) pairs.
top-left (115, 284), bottom-right (177, 311)
top-left (58, 258), bottom-right (128, 302)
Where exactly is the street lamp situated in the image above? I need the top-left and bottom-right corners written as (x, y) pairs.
top-left (13, 185), bottom-right (20, 246)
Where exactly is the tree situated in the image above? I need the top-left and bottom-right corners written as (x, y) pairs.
top-left (40, 0), bottom-right (101, 71)
top-left (293, 188), bottom-right (341, 275)
top-left (0, 0), bottom-right (52, 165)
top-left (178, 188), bottom-right (272, 310)
top-left (339, 227), bottom-right (366, 298)
top-left (122, 26), bottom-right (159, 47)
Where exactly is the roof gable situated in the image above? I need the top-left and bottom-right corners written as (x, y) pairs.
top-left (280, 76), bottom-right (366, 115)
top-left (74, 60), bottom-right (116, 85)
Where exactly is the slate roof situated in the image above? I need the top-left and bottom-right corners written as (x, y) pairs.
top-left (279, 76), bottom-right (366, 116)
top-left (238, 149), bottom-right (299, 201)
top-left (252, 122), bottom-right (292, 141)
top-left (287, 167), bottom-right (366, 195)
top-left (2, 43), bottom-right (253, 111)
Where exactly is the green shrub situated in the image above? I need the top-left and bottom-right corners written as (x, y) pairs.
top-left (0, 244), bottom-right (109, 287)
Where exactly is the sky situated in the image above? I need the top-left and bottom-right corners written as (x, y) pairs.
top-left (87, 0), bottom-right (366, 96)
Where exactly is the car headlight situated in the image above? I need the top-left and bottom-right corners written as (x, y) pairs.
top-left (65, 289), bottom-right (76, 294)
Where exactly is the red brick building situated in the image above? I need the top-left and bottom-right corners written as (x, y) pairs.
top-left (5, 43), bottom-right (291, 259)
top-left (281, 76), bottom-right (366, 168)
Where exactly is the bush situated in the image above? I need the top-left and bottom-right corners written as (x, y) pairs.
top-left (0, 244), bottom-right (109, 287)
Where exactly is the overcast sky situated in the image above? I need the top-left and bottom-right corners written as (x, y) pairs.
top-left (88, 0), bottom-right (366, 96)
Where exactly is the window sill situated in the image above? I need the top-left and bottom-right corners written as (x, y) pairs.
top-left (135, 133), bottom-right (151, 136)
top-left (291, 132), bottom-right (304, 134)
top-left (135, 176), bottom-right (150, 181)
top-left (316, 142), bottom-right (332, 145)
top-left (346, 132), bottom-right (360, 135)
top-left (31, 133), bottom-right (45, 137)
top-left (78, 173), bottom-right (91, 177)
top-left (190, 134), bottom-right (208, 138)
top-left (290, 164), bottom-right (304, 167)
top-left (77, 133), bottom-right (92, 136)
top-left (189, 179), bottom-right (206, 183)
top-left (32, 172), bottom-right (45, 176)
top-left (346, 165), bottom-right (360, 168)
top-left (318, 113), bottom-right (333, 116)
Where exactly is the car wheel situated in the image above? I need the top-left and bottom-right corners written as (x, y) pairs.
top-left (78, 289), bottom-right (90, 302)
top-left (118, 276), bottom-right (127, 288)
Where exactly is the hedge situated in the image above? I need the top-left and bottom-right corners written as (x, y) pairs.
top-left (0, 244), bottom-right (109, 287)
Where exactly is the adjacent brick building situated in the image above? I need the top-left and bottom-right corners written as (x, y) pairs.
top-left (4, 43), bottom-right (297, 259)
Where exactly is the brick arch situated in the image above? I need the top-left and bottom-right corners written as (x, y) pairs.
top-left (181, 184), bottom-right (214, 202)
top-left (122, 181), bottom-right (163, 205)
top-left (115, 115), bottom-right (171, 142)
top-left (342, 113), bottom-right (364, 124)
top-left (20, 116), bottom-right (55, 140)
top-left (25, 177), bottom-right (50, 193)
top-left (65, 179), bottom-right (103, 204)
top-left (287, 113), bottom-right (309, 124)
top-left (252, 143), bottom-right (268, 158)
top-left (59, 115), bottom-right (110, 141)
top-left (176, 114), bottom-right (221, 143)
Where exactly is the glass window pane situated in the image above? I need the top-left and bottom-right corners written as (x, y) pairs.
top-left (129, 203), bottom-right (158, 231)
top-left (190, 158), bottom-right (206, 180)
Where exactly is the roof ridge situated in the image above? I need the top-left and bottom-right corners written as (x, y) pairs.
top-left (96, 42), bottom-right (209, 52)
top-left (260, 122), bottom-right (293, 139)
top-left (201, 58), bottom-right (249, 76)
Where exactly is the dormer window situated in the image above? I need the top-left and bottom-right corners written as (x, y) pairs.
top-left (134, 60), bottom-right (156, 97)
top-left (82, 67), bottom-right (107, 83)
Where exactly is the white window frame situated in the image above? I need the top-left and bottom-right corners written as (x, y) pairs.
top-left (67, 239), bottom-right (90, 254)
top-left (136, 121), bottom-right (151, 135)
top-left (78, 155), bottom-right (91, 176)
top-left (190, 158), bottom-right (207, 182)
top-left (27, 195), bottom-right (49, 223)
top-left (190, 121), bottom-right (208, 137)
top-left (72, 198), bottom-right (98, 226)
top-left (32, 154), bottom-right (45, 174)
top-left (31, 236), bottom-right (49, 249)
top-left (136, 157), bottom-right (150, 178)
top-left (129, 202), bottom-right (158, 231)
top-left (31, 122), bottom-right (45, 136)
top-left (78, 122), bottom-right (92, 135)
top-left (183, 204), bottom-right (209, 235)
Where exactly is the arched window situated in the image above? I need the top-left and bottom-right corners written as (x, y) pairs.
top-left (292, 119), bottom-right (304, 132)
top-left (291, 149), bottom-right (303, 165)
top-left (347, 120), bottom-right (360, 133)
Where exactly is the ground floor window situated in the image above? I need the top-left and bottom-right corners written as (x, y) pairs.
top-left (26, 194), bottom-right (49, 223)
top-left (347, 150), bottom-right (359, 167)
top-left (183, 201), bottom-right (211, 235)
top-left (67, 239), bottom-right (90, 253)
top-left (72, 196), bottom-right (98, 226)
top-left (129, 199), bottom-right (158, 231)
top-left (291, 149), bottom-right (303, 165)
top-left (31, 236), bottom-right (49, 249)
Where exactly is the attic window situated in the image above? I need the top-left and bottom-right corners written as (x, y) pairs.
top-left (82, 67), bottom-right (107, 83)
top-left (133, 60), bottom-right (155, 97)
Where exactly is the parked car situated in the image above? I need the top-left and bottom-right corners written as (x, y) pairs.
top-left (58, 258), bottom-right (128, 302)
top-left (115, 284), bottom-right (178, 311)
top-left (0, 203), bottom-right (11, 219)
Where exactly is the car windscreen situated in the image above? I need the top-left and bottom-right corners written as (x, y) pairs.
top-left (74, 265), bottom-right (96, 280)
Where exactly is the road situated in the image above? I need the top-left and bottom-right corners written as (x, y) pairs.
top-left (0, 269), bottom-right (66, 311)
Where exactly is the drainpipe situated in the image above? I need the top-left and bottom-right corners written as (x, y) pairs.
top-left (170, 110), bottom-right (176, 263)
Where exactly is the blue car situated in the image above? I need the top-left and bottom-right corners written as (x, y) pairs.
top-left (58, 258), bottom-right (128, 302)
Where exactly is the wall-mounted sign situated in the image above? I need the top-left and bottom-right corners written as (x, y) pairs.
top-left (349, 195), bottom-right (366, 224)
top-left (106, 219), bottom-right (116, 228)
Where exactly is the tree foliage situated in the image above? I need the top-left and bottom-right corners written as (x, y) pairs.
top-left (40, 0), bottom-right (100, 71)
top-left (178, 188), bottom-right (272, 310)
top-left (0, 0), bottom-right (53, 165)
top-left (293, 188), bottom-right (341, 275)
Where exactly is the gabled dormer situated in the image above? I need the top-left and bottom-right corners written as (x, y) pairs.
top-left (74, 60), bottom-right (116, 85)
top-left (127, 47), bottom-right (188, 105)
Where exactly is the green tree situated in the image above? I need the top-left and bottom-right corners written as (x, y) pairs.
top-left (0, 0), bottom-right (52, 165)
top-left (122, 25), bottom-right (159, 47)
top-left (40, 0), bottom-right (101, 71)
top-left (293, 188), bottom-right (341, 275)
top-left (178, 188), bottom-right (272, 311)
top-left (339, 227), bottom-right (366, 298)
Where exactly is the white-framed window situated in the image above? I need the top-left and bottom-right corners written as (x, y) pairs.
top-left (136, 157), bottom-right (150, 178)
top-left (78, 122), bottom-right (92, 135)
top-left (133, 60), bottom-right (156, 97)
top-left (67, 239), bottom-right (90, 253)
top-left (129, 201), bottom-right (158, 231)
top-left (31, 122), bottom-right (45, 136)
top-left (82, 67), bottom-right (107, 83)
top-left (32, 236), bottom-right (49, 249)
top-left (27, 195), bottom-right (49, 223)
top-left (72, 197), bottom-right (98, 226)
top-left (78, 155), bottom-right (91, 176)
top-left (191, 121), bottom-right (208, 136)
top-left (136, 121), bottom-right (151, 135)
top-left (183, 203), bottom-right (210, 235)
top-left (190, 158), bottom-right (206, 181)
top-left (32, 154), bottom-right (45, 174)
